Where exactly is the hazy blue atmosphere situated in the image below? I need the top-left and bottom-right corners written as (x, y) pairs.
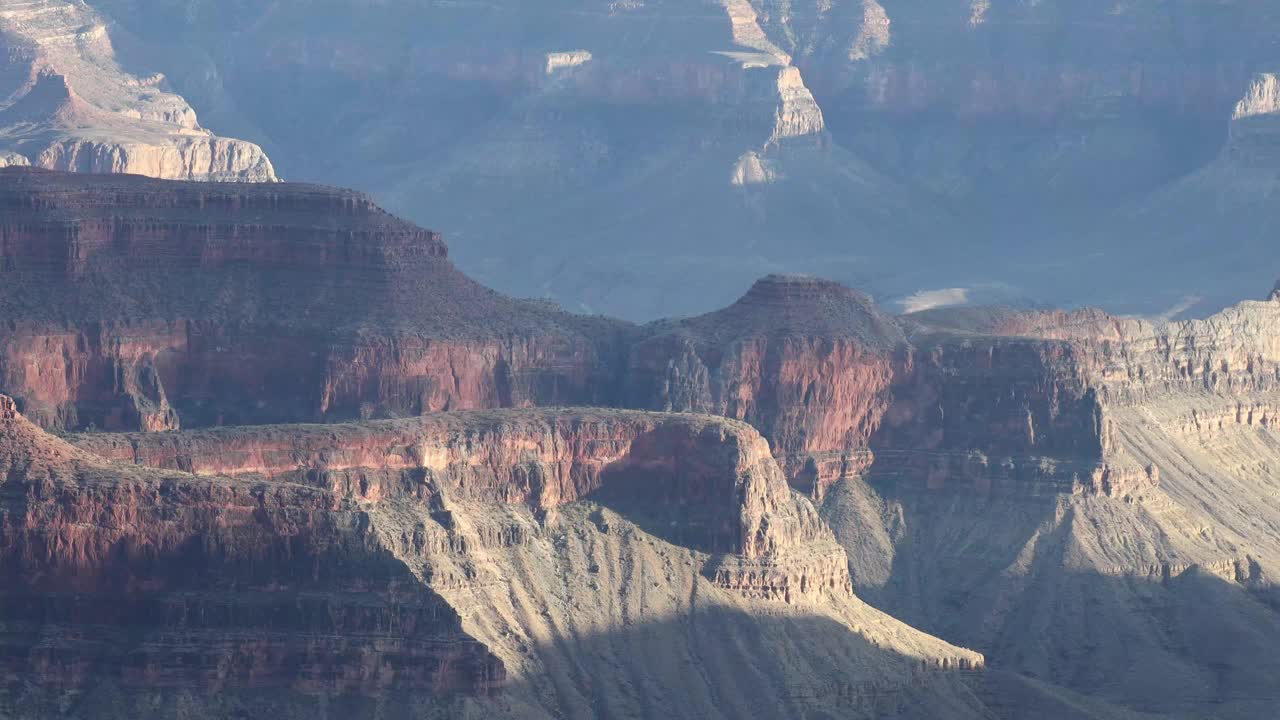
top-left (4, 3), bottom-right (1280, 719)
top-left (16, 0), bottom-right (1278, 320)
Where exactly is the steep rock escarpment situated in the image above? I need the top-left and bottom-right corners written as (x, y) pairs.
top-left (2, 397), bottom-right (985, 718)
top-left (0, 1), bottom-right (275, 181)
top-left (4, 168), bottom-right (1269, 715)
top-left (628, 274), bottom-right (904, 498)
top-left (71, 410), bottom-right (828, 563)
top-left (0, 168), bottom-right (624, 432)
top-left (821, 291), bottom-right (1280, 718)
top-left (0, 394), bottom-right (505, 716)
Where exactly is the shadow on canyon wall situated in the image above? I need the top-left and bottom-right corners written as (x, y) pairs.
top-left (830, 478), bottom-right (1280, 720)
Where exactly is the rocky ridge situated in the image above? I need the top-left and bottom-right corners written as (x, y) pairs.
top-left (0, 168), bottom-right (622, 432)
top-left (0, 394), bottom-right (986, 718)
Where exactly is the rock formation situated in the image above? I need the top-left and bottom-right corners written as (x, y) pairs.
top-left (824, 295), bottom-right (1280, 718)
top-left (5, 167), bottom-right (1280, 716)
top-left (0, 393), bottom-right (986, 718)
top-left (0, 0), bottom-right (275, 181)
top-left (627, 274), bottom-right (903, 497)
top-left (0, 168), bottom-right (621, 432)
top-left (0, 391), bottom-right (505, 713)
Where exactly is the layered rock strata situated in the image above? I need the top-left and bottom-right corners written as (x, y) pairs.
top-left (0, 393), bottom-right (505, 708)
top-left (7, 167), bottom-right (1270, 511)
top-left (1, 395), bottom-right (984, 718)
top-left (0, 168), bottom-right (622, 432)
top-left (71, 409), bottom-right (827, 561)
top-left (627, 274), bottom-right (903, 497)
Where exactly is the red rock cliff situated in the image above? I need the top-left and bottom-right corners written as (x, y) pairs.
top-left (0, 168), bottom-right (624, 432)
top-left (0, 393), bottom-right (505, 704)
top-left (627, 275), bottom-right (904, 498)
top-left (2, 393), bottom-right (874, 712)
top-left (71, 408), bottom-right (823, 559)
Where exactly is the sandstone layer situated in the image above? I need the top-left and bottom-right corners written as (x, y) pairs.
top-left (0, 168), bottom-right (622, 433)
top-left (1, 396), bottom-right (986, 719)
top-left (0, 0), bottom-right (275, 181)
top-left (821, 291), bottom-right (1280, 718)
top-left (627, 274), bottom-right (903, 497)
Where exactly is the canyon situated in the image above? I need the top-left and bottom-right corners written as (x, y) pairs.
top-left (3, 167), bottom-right (1280, 716)
top-left (63, 0), bottom-right (1280, 320)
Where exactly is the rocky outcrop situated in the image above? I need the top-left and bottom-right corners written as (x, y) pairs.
top-left (71, 409), bottom-right (825, 560)
top-left (2, 395), bottom-right (985, 717)
top-left (0, 393), bottom-right (505, 709)
top-left (0, 1), bottom-right (275, 181)
top-left (0, 150), bottom-right (27, 168)
top-left (2, 167), bottom-right (1271, 512)
top-left (0, 168), bottom-right (623, 432)
top-left (627, 275), bottom-right (903, 498)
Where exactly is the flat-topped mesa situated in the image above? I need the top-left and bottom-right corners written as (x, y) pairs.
top-left (1, 165), bottom-right (384, 214)
top-left (0, 394), bottom-right (505, 700)
top-left (72, 409), bottom-right (825, 561)
top-left (0, 169), bottom-right (625, 433)
top-left (626, 275), bottom-right (906, 499)
top-left (0, 167), bottom-right (446, 269)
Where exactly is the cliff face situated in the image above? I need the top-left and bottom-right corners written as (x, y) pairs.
top-left (627, 275), bottom-right (903, 497)
top-left (0, 169), bottom-right (623, 432)
top-left (71, 409), bottom-right (826, 561)
top-left (0, 2), bottom-right (275, 181)
top-left (5, 168), bottom-right (1275, 515)
top-left (8, 170), bottom-right (1280, 715)
top-left (1, 396), bottom-right (985, 718)
top-left (823, 292), bottom-right (1280, 718)
top-left (0, 394), bottom-right (505, 709)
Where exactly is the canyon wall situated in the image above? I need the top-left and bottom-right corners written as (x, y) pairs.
top-left (1, 394), bottom-right (985, 718)
top-left (0, 169), bottom-right (623, 432)
top-left (626, 275), bottom-right (902, 496)
top-left (71, 409), bottom-right (827, 561)
top-left (0, 394), bottom-right (505, 712)
top-left (6, 168), bottom-right (1273, 511)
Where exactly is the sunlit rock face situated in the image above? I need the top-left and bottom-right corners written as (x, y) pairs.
top-left (0, 393), bottom-right (986, 719)
top-left (0, 0), bottom-right (275, 181)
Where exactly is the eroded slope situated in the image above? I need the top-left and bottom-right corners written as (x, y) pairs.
top-left (1, 398), bottom-right (988, 718)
